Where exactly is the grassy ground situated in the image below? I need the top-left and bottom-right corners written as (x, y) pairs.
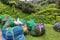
top-left (26, 24), bottom-right (60, 40)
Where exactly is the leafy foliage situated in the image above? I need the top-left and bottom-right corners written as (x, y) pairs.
top-left (1, 0), bottom-right (37, 14)
top-left (24, 8), bottom-right (60, 24)
top-left (0, 2), bottom-right (29, 18)
top-left (16, 2), bottom-right (37, 14)
top-left (0, 1), bottom-right (60, 24)
top-left (56, 0), bottom-right (60, 9)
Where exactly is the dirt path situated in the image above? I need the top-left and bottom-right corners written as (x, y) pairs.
top-left (0, 30), bottom-right (2, 40)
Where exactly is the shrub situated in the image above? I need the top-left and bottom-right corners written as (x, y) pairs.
top-left (16, 2), bottom-right (37, 14)
top-left (1, 0), bottom-right (37, 14)
top-left (1, 0), bottom-right (9, 5)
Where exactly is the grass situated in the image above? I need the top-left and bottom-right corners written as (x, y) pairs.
top-left (26, 24), bottom-right (60, 40)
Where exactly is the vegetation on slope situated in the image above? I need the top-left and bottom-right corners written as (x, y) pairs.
top-left (24, 4), bottom-right (60, 24)
top-left (0, 1), bottom-right (60, 24)
top-left (0, 2), bottom-right (30, 18)
top-left (1, 0), bottom-right (37, 14)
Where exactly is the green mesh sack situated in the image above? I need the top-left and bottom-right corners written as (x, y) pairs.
top-left (2, 17), bottom-right (13, 30)
top-left (2, 20), bottom-right (10, 30)
top-left (1, 15), bottom-right (7, 21)
top-left (0, 16), bottom-right (2, 20)
top-left (30, 26), bottom-right (40, 36)
top-left (0, 16), bottom-right (2, 23)
top-left (26, 19), bottom-right (35, 31)
top-left (9, 19), bottom-right (14, 27)
top-left (2, 16), bottom-right (12, 25)
top-left (30, 23), bottom-right (45, 36)
top-left (19, 18), bottom-right (24, 22)
top-left (6, 27), bottom-right (12, 30)
top-left (8, 17), bottom-right (14, 27)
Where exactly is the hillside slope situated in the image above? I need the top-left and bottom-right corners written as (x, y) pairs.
top-left (24, 4), bottom-right (60, 24)
top-left (0, 2), bottom-right (29, 18)
top-left (0, 2), bottom-right (60, 24)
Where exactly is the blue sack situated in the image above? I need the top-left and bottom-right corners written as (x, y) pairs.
top-left (2, 26), bottom-right (26, 40)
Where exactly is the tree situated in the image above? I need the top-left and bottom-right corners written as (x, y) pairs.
top-left (56, 0), bottom-right (60, 9)
top-left (1, 0), bottom-right (9, 4)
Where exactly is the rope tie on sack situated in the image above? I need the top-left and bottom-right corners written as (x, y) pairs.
top-left (6, 30), bottom-right (14, 40)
